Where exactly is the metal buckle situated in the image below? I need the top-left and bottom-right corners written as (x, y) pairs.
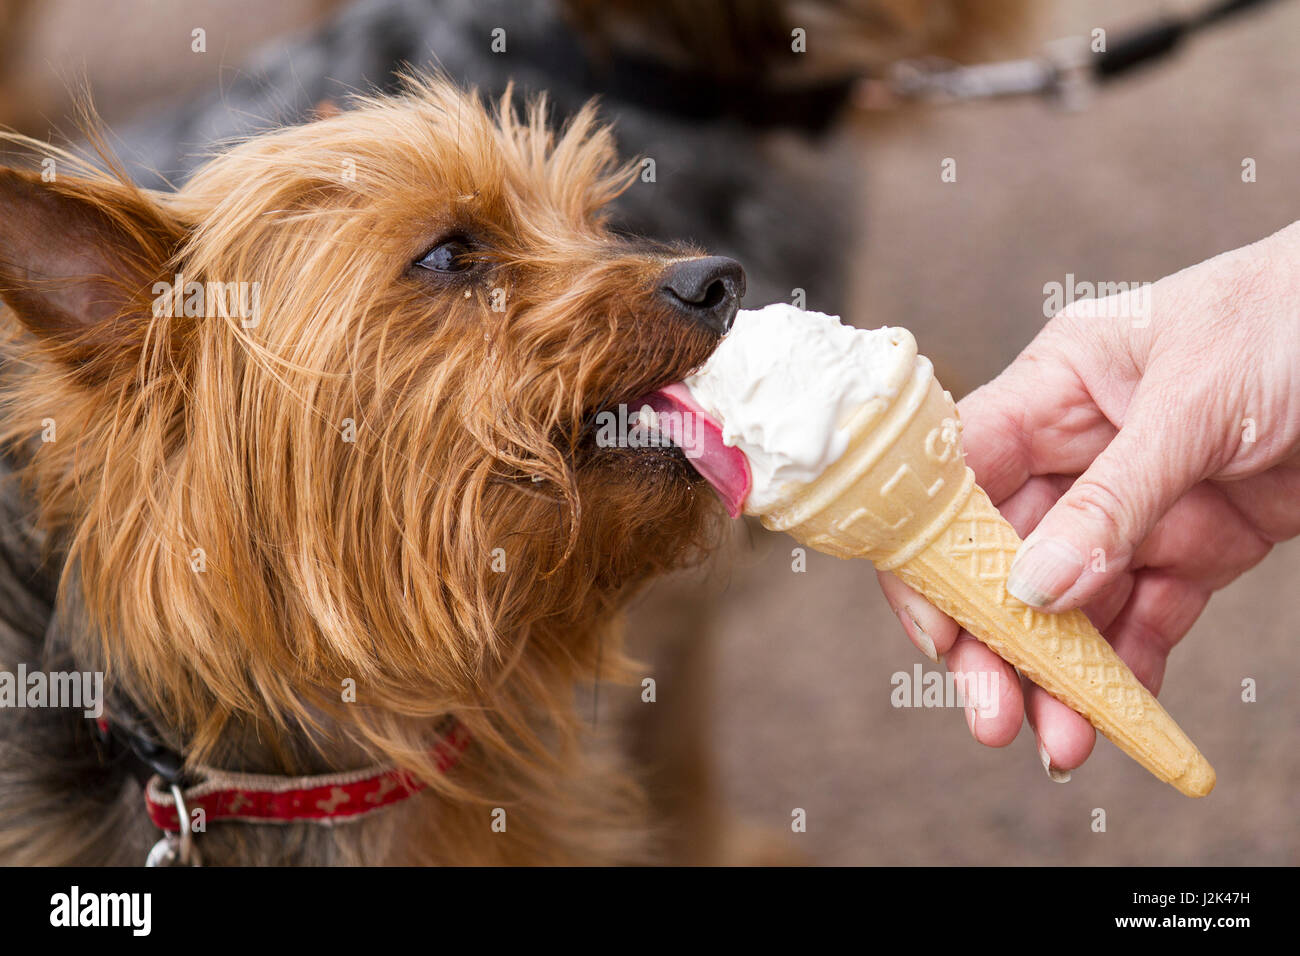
top-left (145, 783), bottom-right (202, 867)
top-left (854, 36), bottom-right (1096, 112)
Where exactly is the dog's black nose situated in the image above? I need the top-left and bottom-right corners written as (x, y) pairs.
top-left (659, 256), bottom-right (745, 335)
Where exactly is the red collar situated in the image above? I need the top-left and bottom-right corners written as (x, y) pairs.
top-left (141, 718), bottom-right (470, 832)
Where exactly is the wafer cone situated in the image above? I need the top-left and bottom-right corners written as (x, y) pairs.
top-left (754, 331), bottom-right (1215, 797)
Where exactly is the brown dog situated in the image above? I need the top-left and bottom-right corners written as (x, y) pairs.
top-left (0, 76), bottom-right (741, 864)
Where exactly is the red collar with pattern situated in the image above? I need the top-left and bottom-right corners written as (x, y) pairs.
top-left (138, 718), bottom-right (470, 832)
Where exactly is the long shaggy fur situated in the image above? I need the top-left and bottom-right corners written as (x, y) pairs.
top-left (0, 75), bottom-right (724, 863)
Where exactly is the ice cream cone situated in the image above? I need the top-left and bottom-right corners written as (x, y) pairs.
top-left (753, 331), bottom-right (1216, 797)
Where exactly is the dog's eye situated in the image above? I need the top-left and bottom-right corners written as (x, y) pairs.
top-left (416, 238), bottom-right (475, 274)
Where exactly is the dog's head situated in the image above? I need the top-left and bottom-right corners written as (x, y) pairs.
top-left (0, 76), bottom-right (740, 765)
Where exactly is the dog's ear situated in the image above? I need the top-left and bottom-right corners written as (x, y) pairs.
top-left (0, 167), bottom-right (184, 378)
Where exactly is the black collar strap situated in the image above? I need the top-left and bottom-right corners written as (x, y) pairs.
top-left (94, 697), bottom-right (188, 788)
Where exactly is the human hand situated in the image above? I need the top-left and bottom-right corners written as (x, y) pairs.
top-left (878, 220), bottom-right (1300, 779)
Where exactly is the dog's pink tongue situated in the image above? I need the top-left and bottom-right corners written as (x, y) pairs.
top-left (643, 384), bottom-right (751, 518)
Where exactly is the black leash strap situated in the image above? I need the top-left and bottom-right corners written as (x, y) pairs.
top-left (864, 0), bottom-right (1290, 108)
top-left (1095, 0), bottom-right (1284, 81)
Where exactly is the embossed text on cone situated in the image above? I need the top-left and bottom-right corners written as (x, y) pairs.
top-left (755, 331), bottom-right (1215, 797)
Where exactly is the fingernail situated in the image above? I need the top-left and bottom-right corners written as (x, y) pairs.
top-left (899, 605), bottom-right (938, 663)
top-left (1006, 536), bottom-right (1085, 607)
top-left (965, 700), bottom-right (979, 737)
top-left (1038, 738), bottom-right (1072, 784)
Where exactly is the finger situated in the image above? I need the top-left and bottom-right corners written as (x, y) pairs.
top-left (994, 474), bottom-right (1070, 538)
top-left (956, 355), bottom-right (1116, 506)
top-left (1004, 380), bottom-right (1219, 612)
top-left (1214, 460), bottom-right (1300, 542)
top-left (1081, 570), bottom-right (1135, 634)
top-left (1103, 572), bottom-right (1211, 695)
top-left (1024, 683), bottom-right (1097, 778)
top-left (944, 632), bottom-right (1023, 747)
top-left (1134, 482), bottom-right (1272, 586)
top-left (876, 571), bottom-right (959, 662)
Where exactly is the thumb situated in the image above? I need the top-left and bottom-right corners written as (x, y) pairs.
top-left (1004, 387), bottom-right (1214, 611)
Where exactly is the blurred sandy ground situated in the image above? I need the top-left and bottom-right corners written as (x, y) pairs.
top-left (2, 0), bottom-right (1296, 864)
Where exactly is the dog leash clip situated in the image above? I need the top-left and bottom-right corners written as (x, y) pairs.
top-left (856, 36), bottom-right (1094, 112)
top-left (146, 783), bottom-right (202, 867)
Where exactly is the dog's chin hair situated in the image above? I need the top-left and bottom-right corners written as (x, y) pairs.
top-left (0, 72), bottom-right (726, 863)
top-left (579, 447), bottom-right (723, 571)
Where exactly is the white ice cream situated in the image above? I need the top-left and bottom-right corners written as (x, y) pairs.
top-left (683, 303), bottom-right (914, 513)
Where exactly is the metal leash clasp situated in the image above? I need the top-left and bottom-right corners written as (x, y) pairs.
top-left (146, 783), bottom-right (202, 867)
top-left (855, 36), bottom-right (1095, 112)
